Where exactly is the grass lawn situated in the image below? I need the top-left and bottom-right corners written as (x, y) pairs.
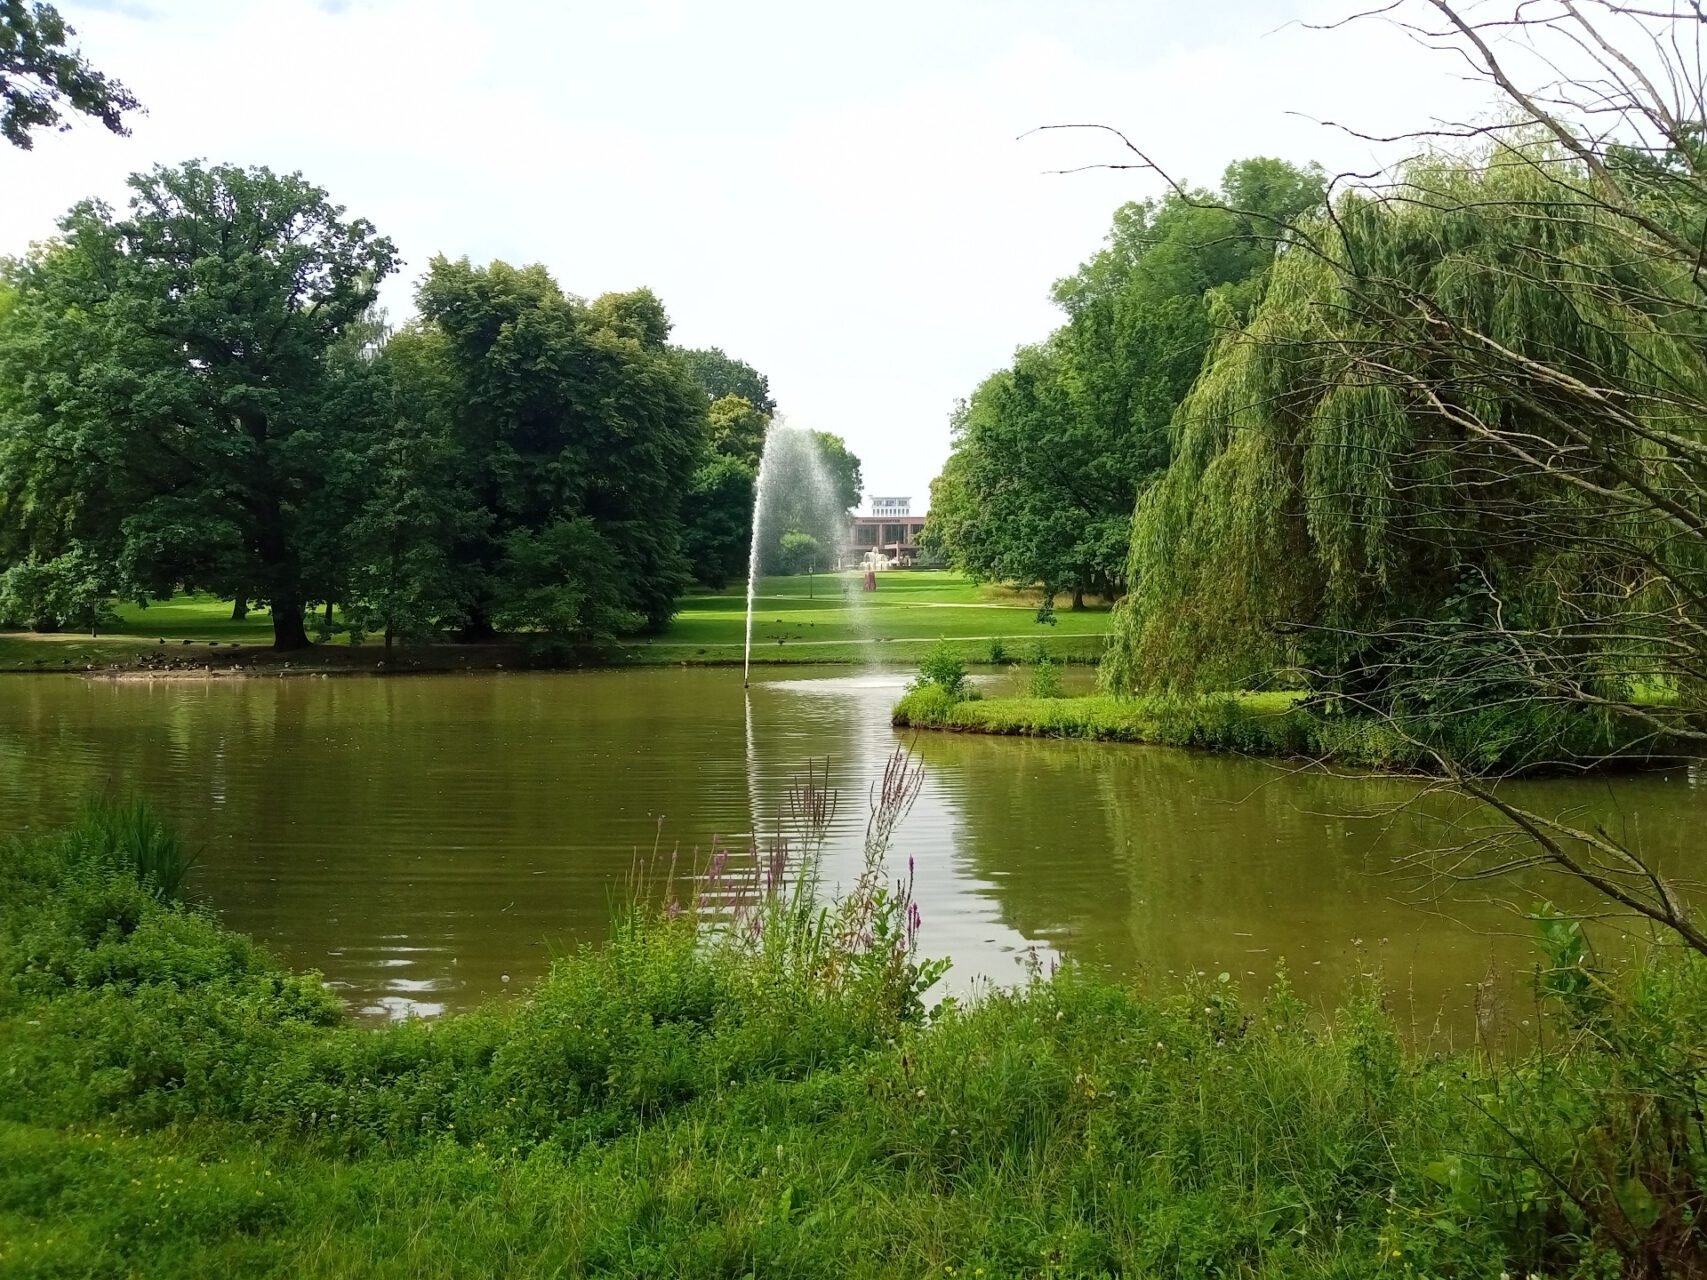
top-left (0, 596), bottom-right (359, 673)
top-left (0, 573), bottom-right (1111, 672)
top-left (620, 571), bottom-right (1110, 666)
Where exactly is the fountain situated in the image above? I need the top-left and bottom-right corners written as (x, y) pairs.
top-left (742, 423), bottom-right (859, 686)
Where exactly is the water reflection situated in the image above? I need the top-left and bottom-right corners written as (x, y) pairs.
top-left (0, 669), bottom-right (1696, 1032)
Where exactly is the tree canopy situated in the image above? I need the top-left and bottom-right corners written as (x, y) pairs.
top-left (675, 346), bottom-right (776, 416)
top-left (0, 161), bottom-right (397, 648)
top-left (0, 162), bottom-right (764, 648)
top-left (1103, 142), bottom-right (1707, 719)
top-left (413, 258), bottom-right (709, 636)
top-left (924, 158), bottom-right (1324, 605)
top-left (1, 0), bottom-right (138, 148)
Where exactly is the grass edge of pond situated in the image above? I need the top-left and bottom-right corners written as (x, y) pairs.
top-left (4, 808), bottom-right (1704, 1278)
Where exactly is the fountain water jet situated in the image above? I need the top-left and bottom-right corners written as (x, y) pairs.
top-left (741, 435), bottom-right (777, 687)
top-left (742, 423), bottom-right (859, 686)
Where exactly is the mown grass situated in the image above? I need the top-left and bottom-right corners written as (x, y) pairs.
top-left (4, 802), bottom-right (1707, 1277)
top-left (616, 571), bottom-right (1110, 666)
top-left (0, 573), bottom-right (1109, 672)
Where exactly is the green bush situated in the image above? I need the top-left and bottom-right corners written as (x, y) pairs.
top-left (5, 808), bottom-right (1707, 1277)
top-left (1027, 657), bottom-right (1062, 699)
top-left (912, 639), bottom-right (970, 701)
top-left (68, 797), bottom-right (194, 899)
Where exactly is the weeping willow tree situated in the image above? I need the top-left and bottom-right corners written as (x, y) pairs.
top-left (1106, 141), bottom-right (1707, 758)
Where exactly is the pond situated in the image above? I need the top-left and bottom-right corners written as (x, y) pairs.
top-left (0, 666), bottom-right (1699, 1037)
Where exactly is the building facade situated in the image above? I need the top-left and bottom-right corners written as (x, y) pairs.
top-left (849, 497), bottom-right (925, 566)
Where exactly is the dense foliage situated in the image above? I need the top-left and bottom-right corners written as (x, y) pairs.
top-left (672, 349), bottom-right (863, 587)
top-left (0, 162), bottom-right (805, 648)
top-left (924, 158), bottom-right (1323, 606)
top-left (0, 0), bottom-right (138, 149)
top-left (411, 263), bottom-right (707, 637)
top-left (5, 808), bottom-right (1706, 1276)
top-left (1103, 144), bottom-right (1707, 746)
top-left (0, 163), bottom-right (398, 649)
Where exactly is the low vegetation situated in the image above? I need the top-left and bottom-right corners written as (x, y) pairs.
top-left (4, 796), bottom-right (1706, 1277)
top-left (893, 686), bottom-right (1671, 774)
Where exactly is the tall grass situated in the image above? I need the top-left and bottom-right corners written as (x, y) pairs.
top-left (3, 779), bottom-right (1707, 1275)
top-left (70, 796), bottom-right (194, 899)
top-left (627, 749), bottom-right (947, 1024)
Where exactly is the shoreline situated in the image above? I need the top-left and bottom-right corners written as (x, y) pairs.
top-left (0, 633), bottom-right (1108, 680)
top-left (891, 688), bottom-right (1695, 775)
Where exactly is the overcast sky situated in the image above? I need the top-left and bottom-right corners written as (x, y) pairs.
top-left (2, 0), bottom-right (1493, 510)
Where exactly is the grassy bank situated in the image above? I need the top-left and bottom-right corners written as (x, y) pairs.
top-left (893, 685), bottom-right (1678, 773)
top-left (0, 572), bottom-right (1108, 674)
top-left (4, 803), bottom-right (1706, 1276)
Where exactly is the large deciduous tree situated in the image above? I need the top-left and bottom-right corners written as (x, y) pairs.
top-left (675, 346), bottom-right (776, 416)
top-left (924, 158), bottom-right (1324, 606)
top-left (1, 0), bottom-right (139, 149)
top-left (415, 259), bottom-right (707, 638)
top-left (1106, 140), bottom-right (1707, 723)
top-left (338, 326), bottom-right (486, 655)
top-left (0, 161), bottom-right (397, 648)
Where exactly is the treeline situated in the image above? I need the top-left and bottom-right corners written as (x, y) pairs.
top-left (924, 158), bottom-right (1325, 609)
top-left (927, 133), bottom-right (1707, 748)
top-left (1101, 137), bottom-right (1707, 742)
top-left (0, 161), bottom-right (859, 651)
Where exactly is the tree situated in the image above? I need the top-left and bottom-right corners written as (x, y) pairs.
top-left (677, 387), bottom-right (773, 588)
top-left (926, 159), bottom-right (1324, 605)
top-left (706, 393), bottom-right (768, 468)
top-left (1098, 0), bottom-right (1707, 947)
top-left (675, 346), bottom-right (776, 416)
top-left (341, 329), bottom-right (486, 656)
top-left (490, 517), bottom-right (629, 642)
top-left (681, 452), bottom-right (755, 589)
top-left (415, 257), bottom-right (707, 638)
top-left (777, 529), bottom-right (820, 576)
top-left (0, 161), bottom-right (398, 648)
top-left (753, 427), bottom-right (863, 574)
top-left (806, 430), bottom-right (862, 514)
top-left (1, 0), bottom-right (139, 149)
top-left (673, 353), bottom-right (780, 587)
top-left (589, 287), bottom-right (671, 348)
top-left (0, 545), bottom-right (114, 633)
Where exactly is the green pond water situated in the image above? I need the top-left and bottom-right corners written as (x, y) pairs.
top-left (0, 666), bottom-right (1699, 1037)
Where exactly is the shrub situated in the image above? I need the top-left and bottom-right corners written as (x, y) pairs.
top-left (69, 797), bottom-right (194, 900)
top-left (986, 638), bottom-right (1007, 665)
top-left (912, 639), bottom-right (969, 701)
top-left (1027, 657), bottom-right (1062, 699)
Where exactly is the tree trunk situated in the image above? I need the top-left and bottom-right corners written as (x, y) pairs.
top-left (323, 599), bottom-right (334, 626)
top-left (271, 595), bottom-right (310, 650)
top-left (231, 598), bottom-right (248, 621)
top-left (1072, 588), bottom-right (1086, 611)
top-left (240, 414), bottom-right (311, 653)
top-left (459, 610), bottom-right (497, 642)
top-left (385, 625), bottom-right (394, 661)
